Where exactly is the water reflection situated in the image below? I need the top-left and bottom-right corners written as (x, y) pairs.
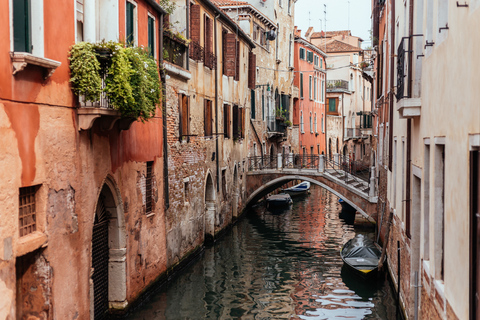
top-left (124, 187), bottom-right (397, 320)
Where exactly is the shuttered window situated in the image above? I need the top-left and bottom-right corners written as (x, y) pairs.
top-left (223, 33), bottom-right (236, 77)
top-left (235, 40), bottom-right (240, 81)
top-left (126, 1), bottom-right (135, 45)
top-left (13, 0), bottom-right (31, 53)
top-left (148, 16), bottom-right (155, 57)
top-left (328, 98), bottom-right (337, 112)
top-left (299, 48), bottom-right (305, 60)
top-left (251, 89), bottom-right (255, 120)
top-left (248, 52), bottom-right (256, 89)
top-left (300, 73), bottom-right (303, 98)
top-left (309, 76), bottom-right (312, 100)
top-left (190, 4), bottom-right (201, 42)
top-left (204, 99), bottom-right (212, 137)
top-left (233, 105), bottom-right (239, 138)
top-left (223, 104), bottom-right (231, 138)
top-left (179, 94), bottom-right (190, 141)
top-left (76, 0), bottom-right (84, 42)
top-left (205, 15), bottom-right (212, 53)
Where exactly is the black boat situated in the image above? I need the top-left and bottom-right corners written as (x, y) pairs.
top-left (266, 193), bottom-right (292, 209)
top-left (340, 234), bottom-right (382, 278)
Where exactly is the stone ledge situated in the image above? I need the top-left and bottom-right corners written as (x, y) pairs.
top-left (16, 231), bottom-right (48, 257)
top-left (10, 52), bottom-right (61, 79)
top-left (397, 97), bottom-right (421, 119)
top-left (163, 61), bottom-right (191, 81)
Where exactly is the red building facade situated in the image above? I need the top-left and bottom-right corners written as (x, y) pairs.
top-left (293, 34), bottom-right (327, 156)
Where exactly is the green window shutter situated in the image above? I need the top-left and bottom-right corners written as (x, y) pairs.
top-left (148, 16), bottom-right (154, 56)
top-left (251, 89), bottom-right (255, 119)
top-left (126, 2), bottom-right (134, 45)
top-left (14, 0), bottom-right (31, 53)
top-left (329, 98), bottom-right (336, 112)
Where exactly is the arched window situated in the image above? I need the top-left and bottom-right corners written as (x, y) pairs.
top-left (300, 111), bottom-right (304, 133)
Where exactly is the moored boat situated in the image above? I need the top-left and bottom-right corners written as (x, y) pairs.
top-left (266, 193), bottom-right (293, 208)
top-left (282, 181), bottom-right (310, 196)
top-left (340, 234), bottom-right (382, 278)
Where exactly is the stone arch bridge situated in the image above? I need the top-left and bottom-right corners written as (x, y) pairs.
top-left (244, 154), bottom-right (378, 221)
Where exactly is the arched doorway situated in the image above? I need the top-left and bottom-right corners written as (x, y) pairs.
top-left (233, 165), bottom-right (239, 218)
top-left (91, 178), bottom-right (127, 319)
top-left (205, 173), bottom-right (216, 243)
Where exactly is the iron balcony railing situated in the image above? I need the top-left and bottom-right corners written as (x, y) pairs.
top-left (189, 40), bottom-right (204, 63)
top-left (164, 34), bottom-right (187, 68)
top-left (345, 128), bottom-right (362, 139)
top-left (292, 154), bottom-right (319, 169)
top-left (327, 80), bottom-right (349, 91)
top-left (266, 115), bottom-right (289, 134)
top-left (79, 57), bottom-right (113, 109)
top-left (204, 51), bottom-right (217, 69)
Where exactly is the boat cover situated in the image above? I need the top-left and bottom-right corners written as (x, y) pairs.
top-left (342, 235), bottom-right (381, 269)
top-left (284, 181), bottom-right (310, 191)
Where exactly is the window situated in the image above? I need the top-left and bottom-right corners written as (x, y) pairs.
top-left (126, 1), bottom-right (137, 45)
top-left (13, 0), bottom-right (31, 52)
top-left (223, 31), bottom-right (236, 77)
top-left (260, 27), bottom-right (266, 46)
top-left (204, 99), bottom-right (213, 137)
top-left (434, 143), bottom-right (445, 280)
top-left (299, 47), bottom-right (306, 60)
top-left (233, 105), bottom-right (244, 139)
top-left (314, 55), bottom-right (319, 66)
top-left (309, 76), bottom-right (312, 100)
top-left (223, 104), bottom-right (231, 138)
top-left (289, 34), bottom-right (293, 67)
top-left (179, 94), bottom-right (190, 141)
top-left (328, 98), bottom-right (337, 113)
top-left (307, 51), bottom-right (314, 63)
top-left (321, 114), bottom-right (324, 133)
top-left (300, 73), bottom-right (304, 98)
top-left (320, 79), bottom-right (324, 102)
top-left (320, 58), bottom-right (323, 69)
top-left (300, 111), bottom-right (304, 133)
top-left (251, 89), bottom-right (256, 119)
top-left (253, 23), bottom-right (259, 42)
top-left (314, 113), bottom-right (317, 133)
top-left (288, 0), bottom-right (291, 14)
top-left (262, 91), bottom-right (265, 120)
top-left (248, 52), bottom-right (256, 89)
top-left (19, 186), bottom-right (38, 237)
top-left (76, 0), bottom-right (84, 42)
top-left (145, 161), bottom-right (154, 214)
top-left (314, 77), bottom-right (317, 101)
top-left (184, 180), bottom-right (189, 203)
top-left (309, 112), bottom-right (312, 133)
top-left (147, 15), bottom-right (155, 57)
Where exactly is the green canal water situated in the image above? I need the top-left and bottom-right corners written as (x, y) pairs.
top-left (124, 186), bottom-right (398, 319)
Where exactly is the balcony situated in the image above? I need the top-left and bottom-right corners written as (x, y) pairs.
top-left (345, 128), bottom-right (361, 140)
top-left (327, 80), bottom-right (349, 92)
top-left (396, 38), bottom-right (421, 118)
top-left (77, 56), bottom-right (135, 131)
top-left (204, 51), bottom-right (217, 70)
top-left (267, 115), bottom-right (288, 139)
top-left (189, 40), bottom-right (204, 63)
top-left (163, 32), bottom-right (188, 69)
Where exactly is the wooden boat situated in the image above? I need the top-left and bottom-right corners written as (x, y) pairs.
top-left (338, 198), bottom-right (356, 214)
top-left (266, 193), bottom-right (292, 208)
top-left (340, 234), bottom-right (382, 278)
top-left (282, 181), bottom-right (310, 196)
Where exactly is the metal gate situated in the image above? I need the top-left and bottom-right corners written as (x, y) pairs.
top-left (92, 195), bottom-right (109, 320)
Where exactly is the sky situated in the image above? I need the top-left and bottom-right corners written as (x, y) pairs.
top-left (294, 0), bottom-right (372, 48)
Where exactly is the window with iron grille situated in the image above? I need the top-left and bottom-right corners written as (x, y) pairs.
top-left (146, 161), bottom-right (153, 214)
top-left (19, 186), bottom-right (38, 237)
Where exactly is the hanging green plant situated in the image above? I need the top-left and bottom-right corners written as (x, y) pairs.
top-left (69, 42), bottom-right (102, 102)
top-left (69, 41), bottom-right (161, 122)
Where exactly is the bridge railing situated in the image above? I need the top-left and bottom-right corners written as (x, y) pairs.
top-left (248, 155), bottom-right (277, 171)
top-left (334, 154), bottom-right (371, 182)
top-left (324, 156), bottom-right (367, 186)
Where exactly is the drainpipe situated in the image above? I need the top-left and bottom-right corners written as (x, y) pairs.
top-left (215, 14), bottom-right (220, 192)
top-left (160, 13), bottom-right (169, 209)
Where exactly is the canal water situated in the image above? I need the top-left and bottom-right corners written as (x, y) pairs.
top-left (125, 186), bottom-right (398, 319)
